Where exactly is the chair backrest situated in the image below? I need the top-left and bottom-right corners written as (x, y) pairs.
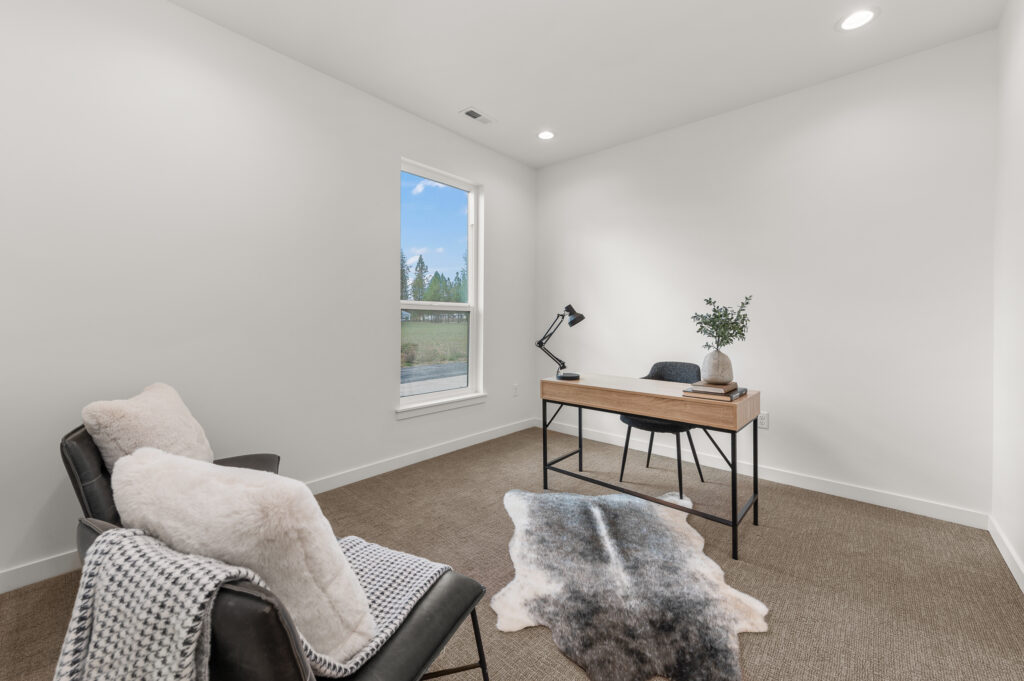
top-left (60, 425), bottom-right (121, 525)
top-left (643, 361), bottom-right (701, 384)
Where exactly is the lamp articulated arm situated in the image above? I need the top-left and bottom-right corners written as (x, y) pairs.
top-left (536, 313), bottom-right (568, 375)
top-left (538, 342), bottom-right (568, 373)
top-left (535, 304), bottom-right (585, 380)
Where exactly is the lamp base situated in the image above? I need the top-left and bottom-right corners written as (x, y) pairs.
top-left (557, 372), bottom-right (581, 380)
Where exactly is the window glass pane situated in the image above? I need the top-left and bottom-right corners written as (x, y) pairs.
top-left (400, 171), bottom-right (469, 303)
top-left (400, 310), bottom-right (469, 397)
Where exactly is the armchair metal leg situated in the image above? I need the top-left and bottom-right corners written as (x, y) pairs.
top-left (420, 608), bottom-right (490, 681)
top-left (686, 430), bottom-right (705, 482)
top-left (645, 432), bottom-right (655, 468)
top-left (619, 425), bottom-right (632, 482)
top-left (471, 608), bottom-right (490, 681)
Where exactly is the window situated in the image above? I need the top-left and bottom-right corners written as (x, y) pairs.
top-left (398, 161), bottom-right (481, 413)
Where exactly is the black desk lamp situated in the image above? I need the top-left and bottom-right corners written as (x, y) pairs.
top-left (536, 304), bottom-right (585, 380)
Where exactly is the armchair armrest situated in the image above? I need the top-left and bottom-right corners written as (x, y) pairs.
top-left (213, 453), bottom-right (280, 474)
top-left (74, 519), bottom-right (311, 681)
top-left (77, 517), bottom-right (121, 559)
top-left (210, 581), bottom-right (314, 681)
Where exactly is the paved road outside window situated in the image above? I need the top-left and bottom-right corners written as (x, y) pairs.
top-left (400, 361), bottom-right (468, 397)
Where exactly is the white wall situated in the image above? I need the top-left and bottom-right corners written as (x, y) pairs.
top-left (992, 0), bottom-right (1024, 590)
top-left (0, 0), bottom-right (1012, 594)
top-left (0, 0), bottom-right (537, 590)
top-left (537, 34), bottom-right (998, 525)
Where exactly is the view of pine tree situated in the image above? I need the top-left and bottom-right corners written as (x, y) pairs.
top-left (400, 248), bottom-right (411, 299)
top-left (451, 271), bottom-right (464, 301)
top-left (457, 251), bottom-right (468, 302)
top-left (402, 251), bottom-right (470, 303)
top-left (410, 255), bottom-right (429, 300)
top-left (424, 271), bottom-right (449, 301)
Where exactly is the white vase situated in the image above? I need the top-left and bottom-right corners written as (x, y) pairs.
top-left (701, 350), bottom-right (733, 384)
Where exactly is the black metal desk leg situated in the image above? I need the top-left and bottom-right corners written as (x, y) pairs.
top-left (578, 406), bottom-right (583, 471)
top-left (753, 418), bottom-right (759, 525)
top-left (675, 431), bottom-right (684, 501)
top-left (542, 400), bottom-right (549, 490)
top-left (731, 431), bottom-right (738, 560)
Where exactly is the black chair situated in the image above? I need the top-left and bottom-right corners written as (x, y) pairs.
top-left (618, 362), bottom-right (706, 498)
top-left (60, 426), bottom-right (490, 681)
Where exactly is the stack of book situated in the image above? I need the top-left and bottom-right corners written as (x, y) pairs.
top-left (682, 381), bottom-right (748, 402)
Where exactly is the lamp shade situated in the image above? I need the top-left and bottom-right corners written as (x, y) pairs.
top-left (565, 304), bottom-right (585, 327)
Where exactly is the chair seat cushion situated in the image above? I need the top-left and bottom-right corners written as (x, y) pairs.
top-left (619, 414), bottom-right (695, 433)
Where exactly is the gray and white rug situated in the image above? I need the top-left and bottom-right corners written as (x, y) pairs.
top-left (491, 490), bottom-right (767, 681)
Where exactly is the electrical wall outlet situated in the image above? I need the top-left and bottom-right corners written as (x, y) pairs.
top-left (757, 412), bottom-right (770, 429)
top-left (512, 383), bottom-right (519, 397)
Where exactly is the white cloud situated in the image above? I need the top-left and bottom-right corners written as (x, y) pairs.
top-left (435, 247), bottom-right (444, 253)
top-left (411, 179), bottom-right (446, 195)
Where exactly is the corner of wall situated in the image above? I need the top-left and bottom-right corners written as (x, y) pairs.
top-left (990, 0), bottom-right (1024, 595)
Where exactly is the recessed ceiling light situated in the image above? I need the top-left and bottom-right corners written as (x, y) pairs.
top-left (538, 130), bottom-right (555, 140)
top-left (840, 9), bottom-right (875, 31)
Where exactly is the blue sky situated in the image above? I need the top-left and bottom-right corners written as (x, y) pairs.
top-left (400, 171), bottom-right (468, 279)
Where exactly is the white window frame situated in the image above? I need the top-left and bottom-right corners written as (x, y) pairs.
top-left (396, 160), bottom-right (485, 418)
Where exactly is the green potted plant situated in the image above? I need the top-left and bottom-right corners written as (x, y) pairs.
top-left (691, 296), bottom-right (752, 384)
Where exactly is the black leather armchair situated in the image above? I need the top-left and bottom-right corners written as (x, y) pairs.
top-left (61, 426), bottom-right (490, 681)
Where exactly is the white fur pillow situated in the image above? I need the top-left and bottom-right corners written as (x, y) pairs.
top-left (112, 448), bottom-right (375, 661)
top-left (82, 383), bottom-right (214, 470)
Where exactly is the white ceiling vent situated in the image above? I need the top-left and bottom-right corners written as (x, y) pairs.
top-left (459, 107), bottom-right (493, 125)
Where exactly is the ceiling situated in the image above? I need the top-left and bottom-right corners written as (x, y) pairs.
top-left (168, 0), bottom-right (1007, 167)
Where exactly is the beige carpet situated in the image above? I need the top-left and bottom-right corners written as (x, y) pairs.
top-left (2, 428), bottom-right (1023, 680)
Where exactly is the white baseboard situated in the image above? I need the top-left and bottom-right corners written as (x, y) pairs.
top-left (542, 418), bottom-right (991, 530)
top-left (0, 417), bottom-right (537, 595)
top-left (0, 549), bottom-right (80, 594)
top-left (5, 417), bottom-right (1011, 595)
top-left (305, 418), bottom-right (536, 494)
top-left (989, 515), bottom-right (1024, 593)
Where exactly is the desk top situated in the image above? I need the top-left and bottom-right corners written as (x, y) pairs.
top-left (541, 374), bottom-right (760, 431)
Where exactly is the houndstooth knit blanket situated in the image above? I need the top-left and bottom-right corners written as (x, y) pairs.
top-left (54, 528), bottom-right (450, 681)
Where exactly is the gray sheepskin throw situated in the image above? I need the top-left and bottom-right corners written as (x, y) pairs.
top-left (491, 490), bottom-right (767, 681)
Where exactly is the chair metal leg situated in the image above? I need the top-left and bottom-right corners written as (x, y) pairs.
top-left (471, 608), bottom-right (490, 681)
top-left (619, 425), bottom-right (632, 482)
top-left (675, 432), bottom-right (683, 500)
top-left (686, 430), bottom-right (705, 482)
top-left (420, 608), bottom-right (490, 680)
top-left (645, 432), bottom-right (655, 467)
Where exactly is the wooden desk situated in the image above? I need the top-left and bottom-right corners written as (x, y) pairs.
top-left (540, 374), bottom-right (761, 560)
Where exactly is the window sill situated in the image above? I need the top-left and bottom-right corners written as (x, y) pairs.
top-left (395, 392), bottom-right (487, 420)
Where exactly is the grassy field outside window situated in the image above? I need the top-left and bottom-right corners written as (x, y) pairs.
top-left (400, 316), bottom-right (469, 367)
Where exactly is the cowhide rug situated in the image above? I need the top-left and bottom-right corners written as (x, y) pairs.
top-left (491, 490), bottom-right (767, 681)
